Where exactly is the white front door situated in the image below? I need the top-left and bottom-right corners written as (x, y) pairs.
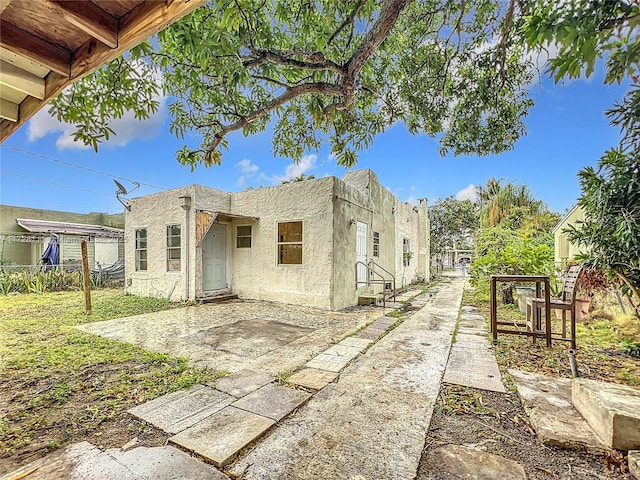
top-left (356, 221), bottom-right (367, 285)
top-left (202, 224), bottom-right (226, 290)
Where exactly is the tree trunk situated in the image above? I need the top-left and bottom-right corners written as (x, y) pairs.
top-left (501, 283), bottom-right (514, 304)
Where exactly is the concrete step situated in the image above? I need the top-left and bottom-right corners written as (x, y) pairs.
top-left (196, 292), bottom-right (238, 303)
top-left (509, 369), bottom-right (607, 453)
top-left (357, 294), bottom-right (381, 306)
top-left (572, 378), bottom-right (640, 450)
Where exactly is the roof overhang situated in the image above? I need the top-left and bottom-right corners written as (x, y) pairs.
top-left (0, 0), bottom-right (208, 141)
top-left (17, 218), bottom-right (124, 238)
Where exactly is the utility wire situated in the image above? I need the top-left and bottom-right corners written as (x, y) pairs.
top-left (1, 144), bottom-right (166, 191)
top-left (1, 170), bottom-right (116, 198)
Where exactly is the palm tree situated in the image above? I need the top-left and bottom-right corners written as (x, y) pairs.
top-left (477, 178), bottom-right (545, 229)
top-left (281, 174), bottom-right (316, 184)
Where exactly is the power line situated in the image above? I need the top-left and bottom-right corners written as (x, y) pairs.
top-left (1, 170), bottom-right (116, 198)
top-left (1, 144), bottom-right (166, 191)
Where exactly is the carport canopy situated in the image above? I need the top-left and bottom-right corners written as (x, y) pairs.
top-left (17, 218), bottom-right (124, 238)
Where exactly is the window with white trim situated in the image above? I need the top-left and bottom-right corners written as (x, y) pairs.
top-left (403, 238), bottom-right (411, 266)
top-left (135, 228), bottom-right (147, 271)
top-left (236, 225), bottom-right (252, 248)
top-left (166, 224), bottom-right (181, 271)
top-left (373, 231), bottom-right (380, 258)
top-left (277, 221), bottom-right (302, 264)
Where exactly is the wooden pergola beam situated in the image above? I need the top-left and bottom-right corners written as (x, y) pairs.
top-left (0, 60), bottom-right (45, 99)
top-left (0, 98), bottom-right (18, 122)
top-left (0, 0), bottom-right (208, 143)
top-left (0, 19), bottom-right (70, 76)
top-left (50, 0), bottom-right (118, 49)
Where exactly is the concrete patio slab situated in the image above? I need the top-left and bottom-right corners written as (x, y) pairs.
top-left (77, 300), bottom-right (379, 375)
top-left (287, 368), bottom-right (339, 390)
top-left (355, 327), bottom-right (387, 340)
top-left (128, 385), bottom-right (233, 434)
top-left (169, 406), bottom-right (275, 468)
top-left (186, 318), bottom-right (312, 359)
top-left (454, 332), bottom-right (492, 345)
top-left (338, 336), bottom-right (373, 349)
top-left (305, 352), bottom-right (354, 372)
top-left (213, 370), bottom-right (273, 398)
top-left (443, 346), bottom-right (505, 393)
top-left (572, 378), bottom-right (640, 450)
top-left (0, 442), bottom-right (138, 480)
top-left (106, 445), bottom-right (227, 479)
top-left (231, 383), bottom-right (311, 421)
top-left (419, 445), bottom-right (527, 480)
top-left (322, 343), bottom-right (363, 357)
top-left (509, 369), bottom-right (607, 452)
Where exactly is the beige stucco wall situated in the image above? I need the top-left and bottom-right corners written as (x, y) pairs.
top-left (554, 205), bottom-right (585, 265)
top-left (123, 169), bottom-right (430, 310)
top-left (394, 199), bottom-right (420, 287)
top-left (229, 177), bottom-right (335, 309)
top-left (125, 186), bottom-right (217, 301)
top-left (332, 171), bottom-right (396, 310)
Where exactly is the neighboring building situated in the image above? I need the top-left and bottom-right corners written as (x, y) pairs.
top-left (553, 205), bottom-right (586, 265)
top-left (124, 169), bottom-right (430, 310)
top-left (0, 205), bottom-right (124, 270)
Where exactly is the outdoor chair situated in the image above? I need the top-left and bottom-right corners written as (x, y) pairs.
top-left (526, 265), bottom-right (582, 349)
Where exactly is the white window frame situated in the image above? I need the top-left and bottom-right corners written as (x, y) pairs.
top-left (403, 237), bottom-right (411, 267)
top-left (236, 225), bottom-right (252, 248)
top-left (373, 231), bottom-right (380, 258)
top-left (135, 228), bottom-right (147, 271)
top-left (166, 224), bottom-right (181, 272)
top-left (277, 220), bottom-right (303, 265)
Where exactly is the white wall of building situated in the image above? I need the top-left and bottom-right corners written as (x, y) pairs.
top-left (124, 170), bottom-right (430, 310)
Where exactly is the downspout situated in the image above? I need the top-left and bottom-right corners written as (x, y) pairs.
top-left (179, 195), bottom-right (192, 301)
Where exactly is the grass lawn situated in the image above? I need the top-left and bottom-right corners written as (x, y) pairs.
top-left (0, 289), bottom-right (219, 470)
top-left (463, 287), bottom-right (640, 387)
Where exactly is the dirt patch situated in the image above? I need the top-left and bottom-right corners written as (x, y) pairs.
top-left (0, 359), bottom-right (191, 474)
top-left (418, 384), bottom-right (632, 479)
top-left (1, 401), bottom-right (168, 475)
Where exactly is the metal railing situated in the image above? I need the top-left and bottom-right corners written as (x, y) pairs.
top-left (355, 259), bottom-right (396, 307)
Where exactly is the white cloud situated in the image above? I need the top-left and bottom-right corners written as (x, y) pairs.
top-left (28, 62), bottom-right (167, 150)
top-left (28, 97), bottom-right (167, 150)
top-left (267, 154), bottom-right (317, 184)
top-left (236, 159), bottom-right (260, 187)
top-left (456, 184), bottom-right (479, 202)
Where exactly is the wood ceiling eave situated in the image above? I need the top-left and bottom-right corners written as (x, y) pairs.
top-left (0, 0), bottom-right (208, 142)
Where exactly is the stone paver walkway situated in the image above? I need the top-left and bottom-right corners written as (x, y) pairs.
top-left (230, 279), bottom-right (465, 479)
top-left (442, 305), bottom-right (506, 393)
top-left (0, 441), bottom-right (226, 480)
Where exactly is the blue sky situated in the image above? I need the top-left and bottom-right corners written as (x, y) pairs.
top-left (0, 69), bottom-right (626, 216)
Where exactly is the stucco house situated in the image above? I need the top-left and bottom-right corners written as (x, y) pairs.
top-left (0, 204), bottom-right (124, 270)
top-left (553, 205), bottom-right (586, 266)
top-left (124, 169), bottom-right (429, 310)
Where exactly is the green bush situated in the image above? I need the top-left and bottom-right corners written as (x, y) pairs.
top-left (471, 226), bottom-right (555, 303)
top-left (0, 269), bottom-right (110, 295)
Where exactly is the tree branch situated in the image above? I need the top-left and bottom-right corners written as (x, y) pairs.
top-left (327, 0), bottom-right (368, 45)
top-left (208, 82), bottom-right (343, 154)
top-left (342, 0), bottom-right (413, 104)
top-left (243, 48), bottom-right (344, 74)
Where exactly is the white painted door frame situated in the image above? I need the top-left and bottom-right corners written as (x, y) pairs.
top-left (356, 221), bottom-right (367, 285)
top-left (202, 223), bottom-right (227, 291)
